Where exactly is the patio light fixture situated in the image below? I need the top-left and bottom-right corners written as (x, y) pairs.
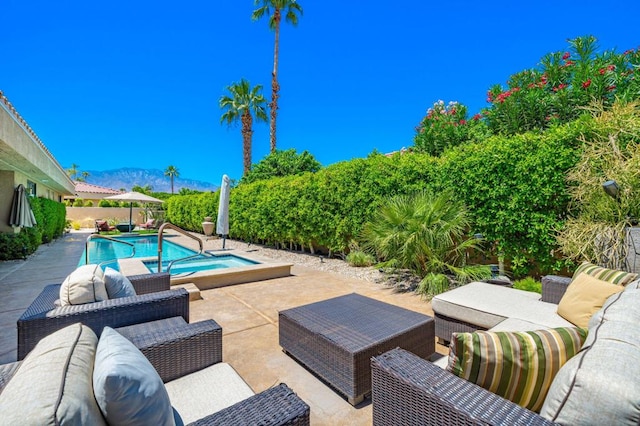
top-left (602, 180), bottom-right (620, 199)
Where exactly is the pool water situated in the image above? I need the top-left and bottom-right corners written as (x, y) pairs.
top-left (144, 254), bottom-right (258, 274)
top-left (79, 235), bottom-right (196, 270)
top-left (79, 235), bottom-right (260, 275)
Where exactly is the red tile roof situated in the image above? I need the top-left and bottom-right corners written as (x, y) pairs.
top-left (74, 181), bottom-right (122, 195)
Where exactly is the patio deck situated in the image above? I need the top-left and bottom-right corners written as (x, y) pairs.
top-left (0, 231), bottom-right (445, 425)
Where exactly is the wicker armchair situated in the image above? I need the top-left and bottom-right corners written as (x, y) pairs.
top-left (371, 348), bottom-right (555, 426)
top-left (17, 272), bottom-right (189, 360)
top-left (2, 319), bottom-right (310, 425)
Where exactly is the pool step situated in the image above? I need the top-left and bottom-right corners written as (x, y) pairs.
top-left (172, 282), bottom-right (201, 301)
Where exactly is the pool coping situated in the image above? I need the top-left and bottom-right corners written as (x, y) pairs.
top-left (118, 249), bottom-right (293, 290)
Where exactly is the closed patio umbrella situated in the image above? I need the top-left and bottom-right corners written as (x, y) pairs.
top-left (216, 175), bottom-right (230, 249)
top-left (9, 184), bottom-right (37, 228)
top-left (104, 191), bottom-right (163, 232)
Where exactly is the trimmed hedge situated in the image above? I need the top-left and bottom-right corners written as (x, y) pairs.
top-left (0, 197), bottom-right (66, 260)
top-left (165, 118), bottom-right (593, 276)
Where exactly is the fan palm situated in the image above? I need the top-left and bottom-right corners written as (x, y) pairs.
top-left (164, 165), bottom-right (179, 194)
top-left (252, 0), bottom-right (303, 152)
top-left (220, 79), bottom-right (268, 175)
top-left (361, 190), bottom-right (491, 297)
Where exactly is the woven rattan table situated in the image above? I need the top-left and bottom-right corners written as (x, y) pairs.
top-left (279, 293), bottom-right (435, 405)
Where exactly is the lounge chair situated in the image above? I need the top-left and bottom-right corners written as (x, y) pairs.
top-left (139, 218), bottom-right (157, 229)
top-left (95, 219), bottom-right (115, 232)
top-left (17, 271), bottom-right (189, 360)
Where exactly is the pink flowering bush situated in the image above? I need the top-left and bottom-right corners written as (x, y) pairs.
top-left (485, 35), bottom-right (640, 135)
top-left (414, 100), bottom-right (489, 155)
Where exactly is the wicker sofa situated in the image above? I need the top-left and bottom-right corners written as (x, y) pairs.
top-left (17, 272), bottom-right (189, 360)
top-left (0, 323), bottom-right (310, 425)
top-left (371, 274), bottom-right (640, 425)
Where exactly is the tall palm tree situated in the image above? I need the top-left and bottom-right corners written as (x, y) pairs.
top-left (252, 0), bottom-right (303, 153)
top-left (164, 165), bottom-right (179, 194)
top-left (67, 163), bottom-right (79, 180)
top-left (220, 79), bottom-right (268, 175)
top-left (77, 171), bottom-right (90, 182)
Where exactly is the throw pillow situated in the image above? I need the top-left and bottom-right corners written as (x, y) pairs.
top-left (0, 323), bottom-right (105, 425)
top-left (447, 327), bottom-right (587, 412)
top-left (571, 261), bottom-right (637, 286)
top-left (557, 272), bottom-right (624, 328)
top-left (103, 267), bottom-right (137, 299)
top-left (541, 289), bottom-right (640, 424)
top-left (93, 327), bottom-right (175, 426)
top-left (59, 264), bottom-right (109, 306)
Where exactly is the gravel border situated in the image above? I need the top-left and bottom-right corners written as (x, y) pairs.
top-left (221, 239), bottom-right (386, 283)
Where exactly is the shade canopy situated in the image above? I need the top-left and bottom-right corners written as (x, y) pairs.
top-left (9, 184), bottom-right (37, 228)
top-left (104, 191), bottom-right (164, 231)
top-left (104, 191), bottom-right (164, 204)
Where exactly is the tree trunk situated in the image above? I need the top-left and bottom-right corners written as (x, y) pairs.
top-left (241, 111), bottom-right (253, 175)
top-left (270, 9), bottom-right (281, 153)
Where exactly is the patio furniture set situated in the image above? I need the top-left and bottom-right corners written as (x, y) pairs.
top-left (3, 260), bottom-right (638, 424)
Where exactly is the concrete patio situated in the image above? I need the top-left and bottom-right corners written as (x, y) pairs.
top-left (0, 231), bottom-right (444, 425)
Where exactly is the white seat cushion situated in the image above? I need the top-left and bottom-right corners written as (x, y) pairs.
top-left (432, 282), bottom-right (573, 330)
top-left (165, 363), bottom-right (255, 425)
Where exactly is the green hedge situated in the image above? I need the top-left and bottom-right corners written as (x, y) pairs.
top-left (164, 191), bottom-right (220, 232)
top-left (0, 197), bottom-right (66, 260)
top-left (435, 119), bottom-right (589, 276)
top-left (165, 119), bottom-right (593, 276)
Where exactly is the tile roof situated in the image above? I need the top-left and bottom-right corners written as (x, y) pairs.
top-left (74, 181), bottom-right (122, 195)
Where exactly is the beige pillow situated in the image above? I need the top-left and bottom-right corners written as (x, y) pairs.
top-left (59, 264), bottom-right (109, 306)
top-left (557, 272), bottom-right (624, 328)
top-left (0, 323), bottom-right (106, 424)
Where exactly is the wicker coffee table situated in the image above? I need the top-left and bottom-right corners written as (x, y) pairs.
top-left (279, 293), bottom-right (435, 405)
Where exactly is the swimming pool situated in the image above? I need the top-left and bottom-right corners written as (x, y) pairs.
top-left (79, 235), bottom-right (260, 275)
top-left (144, 254), bottom-right (258, 274)
top-left (80, 235), bottom-right (196, 270)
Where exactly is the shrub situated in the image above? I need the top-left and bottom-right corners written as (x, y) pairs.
top-left (72, 198), bottom-right (84, 207)
top-left (557, 102), bottom-right (640, 269)
top-left (71, 221), bottom-right (81, 230)
top-left (512, 277), bottom-right (542, 294)
top-left (484, 35), bottom-right (640, 136)
top-left (361, 190), bottom-right (491, 298)
top-left (0, 197), bottom-right (66, 260)
top-left (346, 251), bottom-right (375, 267)
top-left (414, 100), bottom-right (489, 156)
top-left (85, 200), bottom-right (93, 207)
top-left (435, 120), bottom-right (585, 276)
top-left (241, 148), bottom-right (322, 185)
top-left (98, 199), bottom-right (112, 207)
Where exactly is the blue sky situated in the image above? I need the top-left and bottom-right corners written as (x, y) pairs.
top-left (3, 0), bottom-right (639, 186)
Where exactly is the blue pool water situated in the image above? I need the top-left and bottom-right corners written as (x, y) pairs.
top-left (79, 235), bottom-right (259, 274)
top-left (79, 235), bottom-right (196, 270)
top-left (144, 254), bottom-right (258, 274)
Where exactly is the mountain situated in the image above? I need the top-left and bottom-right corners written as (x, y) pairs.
top-left (84, 168), bottom-right (218, 193)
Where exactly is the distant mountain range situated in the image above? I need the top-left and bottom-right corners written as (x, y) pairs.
top-left (85, 168), bottom-right (219, 193)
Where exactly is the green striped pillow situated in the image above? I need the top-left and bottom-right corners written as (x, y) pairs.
top-left (447, 327), bottom-right (587, 412)
top-left (571, 262), bottom-right (637, 286)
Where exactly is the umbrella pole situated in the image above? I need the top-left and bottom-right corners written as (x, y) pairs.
top-left (222, 236), bottom-right (226, 249)
top-left (129, 202), bottom-right (133, 232)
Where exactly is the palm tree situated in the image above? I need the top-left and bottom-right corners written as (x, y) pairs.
top-left (164, 165), bottom-right (180, 194)
top-left (361, 190), bottom-right (491, 297)
top-left (220, 79), bottom-right (268, 175)
top-left (67, 163), bottom-right (79, 180)
top-left (77, 171), bottom-right (90, 182)
top-left (252, 0), bottom-right (303, 153)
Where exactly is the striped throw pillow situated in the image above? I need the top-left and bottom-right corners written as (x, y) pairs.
top-left (447, 327), bottom-right (587, 412)
top-left (571, 262), bottom-right (637, 286)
